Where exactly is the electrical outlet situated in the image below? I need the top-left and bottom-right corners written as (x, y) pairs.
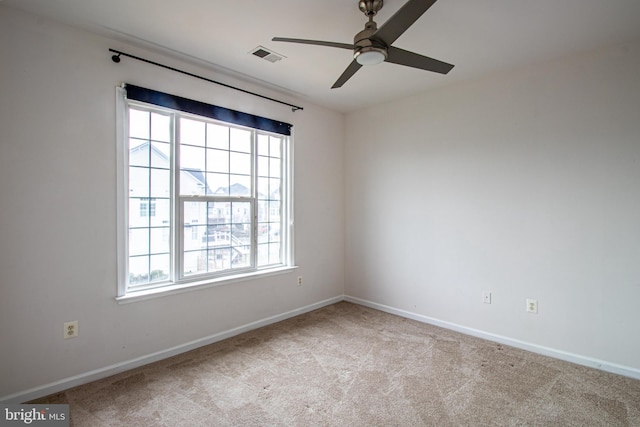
top-left (64, 321), bottom-right (78, 339)
top-left (297, 276), bottom-right (303, 286)
top-left (526, 299), bottom-right (538, 314)
top-left (482, 291), bottom-right (492, 304)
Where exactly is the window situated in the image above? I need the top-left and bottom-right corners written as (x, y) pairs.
top-left (117, 85), bottom-right (293, 298)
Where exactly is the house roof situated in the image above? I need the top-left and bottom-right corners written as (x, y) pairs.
top-left (132, 141), bottom-right (212, 194)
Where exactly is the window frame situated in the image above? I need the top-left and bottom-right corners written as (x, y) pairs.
top-left (116, 87), bottom-right (295, 301)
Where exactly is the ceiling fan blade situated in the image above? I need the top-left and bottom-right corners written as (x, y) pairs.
top-left (332, 60), bottom-right (363, 88)
top-left (386, 46), bottom-right (454, 74)
top-left (272, 37), bottom-right (354, 50)
top-left (374, 0), bottom-right (439, 45)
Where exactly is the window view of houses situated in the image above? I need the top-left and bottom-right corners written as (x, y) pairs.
top-left (127, 108), bottom-right (283, 286)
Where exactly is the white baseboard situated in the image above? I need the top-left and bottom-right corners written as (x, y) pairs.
top-left (1, 296), bottom-right (343, 404)
top-left (5, 294), bottom-right (638, 403)
top-left (344, 295), bottom-right (640, 381)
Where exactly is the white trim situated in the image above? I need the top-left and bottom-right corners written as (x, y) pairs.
top-left (0, 296), bottom-right (342, 404)
top-left (4, 295), bottom-right (639, 403)
top-left (116, 265), bottom-right (298, 304)
top-left (285, 129), bottom-right (295, 266)
top-left (115, 86), bottom-right (128, 297)
top-left (344, 295), bottom-right (640, 381)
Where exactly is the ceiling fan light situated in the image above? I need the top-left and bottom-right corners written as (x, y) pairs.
top-left (355, 46), bottom-right (387, 65)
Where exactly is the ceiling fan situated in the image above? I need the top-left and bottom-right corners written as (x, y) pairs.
top-left (272, 0), bottom-right (454, 88)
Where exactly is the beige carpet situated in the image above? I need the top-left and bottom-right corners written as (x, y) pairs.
top-left (32, 302), bottom-right (640, 426)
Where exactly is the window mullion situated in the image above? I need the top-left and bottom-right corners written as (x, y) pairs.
top-left (147, 113), bottom-right (153, 285)
top-left (172, 113), bottom-right (181, 282)
top-left (283, 135), bottom-right (293, 266)
top-left (251, 130), bottom-right (258, 269)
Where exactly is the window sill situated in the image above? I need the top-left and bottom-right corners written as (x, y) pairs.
top-left (116, 266), bottom-right (298, 304)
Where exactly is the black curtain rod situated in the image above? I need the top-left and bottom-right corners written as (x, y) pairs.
top-left (109, 49), bottom-right (303, 112)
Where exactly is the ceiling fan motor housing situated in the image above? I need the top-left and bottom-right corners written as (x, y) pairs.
top-left (353, 18), bottom-right (388, 64)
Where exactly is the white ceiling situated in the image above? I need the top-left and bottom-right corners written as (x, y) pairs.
top-left (4, 0), bottom-right (640, 112)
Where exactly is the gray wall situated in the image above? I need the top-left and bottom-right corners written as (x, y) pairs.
top-left (345, 38), bottom-right (640, 372)
top-left (0, 6), bottom-right (345, 400)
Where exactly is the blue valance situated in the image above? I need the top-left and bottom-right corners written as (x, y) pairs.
top-left (125, 84), bottom-right (292, 136)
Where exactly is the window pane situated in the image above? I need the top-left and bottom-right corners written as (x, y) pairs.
top-left (184, 201), bottom-right (206, 224)
top-left (258, 224), bottom-right (269, 244)
top-left (150, 169), bottom-right (170, 197)
top-left (151, 112), bottom-right (171, 142)
top-left (258, 177), bottom-right (280, 200)
top-left (129, 109), bottom-right (149, 139)
top-left (180, 145), bottom-right (205, 171)
top-left (206, 173), bottom-right (229, 195)
top-left (211, 201), bottom-right (231, 223)
top-left (230, 175), bottom-right (251, 196)
top-left (207, 123), bottom-right (229, 150)
top-left (257, 244), bottom-right (269, 266)
top-left (183, 250), bottom-right (207, 276)
top-left (257, 134), bottom-right (269, 156)
top-left (180, 170), bottom-right (206, 196)
top-left (268, 223), bottom-right (280, 243)
top-left (231, 201), bottom-right (251, 222)
top-left (269, 158), bottom-right (281, 178)
top-left (270, 136), bottom-right (281, 158)
top-left (131, 198), bottom-right (154, 227)
top-left (230, 152), bottom-right (251, 175)
top-left (129, 139), bottom-right (149, 167)
top-left (129, 202), bottom-right (143, 228)
top-left (230, 128), bottom-right (251, 153)
top-left (269, 242), bottom-right (282, 264)
top-left (210, 248), bottom-right (231, 271)
top-left (206, 148), bottom-right (229, 173)
top-left (232, 246), bottom-right (251, 268)
top-left (129, 256), bottom-right (149, 285)
top-left (257, 156), bottom-right (269, 177)
top-left (180, 118), bottom-right (205, 147)
top-left (269, 201), bottom-right (281, 222)
top-left (150, 199), bottom-right (170, 227)
top-left (150, 227), bottom-right (170, 255)
top-left (129, 228), bottom-right (149, 256)
top-left (149, 254), bottom-right (170, 282)
top-left (129, 167), bottom-right (149, 197)
top-left (257, 177), bottom-right (269, 199)
top-left (184, 225), bottom-right (206, 251)
top-left (231, 224), bottom-right (251, 245)
top-left (269, 178), bottom-right (281, 200)
top-left (151, 142), bottom-right (170, 168)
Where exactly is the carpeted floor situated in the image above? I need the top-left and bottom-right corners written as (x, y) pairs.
top-left (32, 302), bottom-right (640, 426)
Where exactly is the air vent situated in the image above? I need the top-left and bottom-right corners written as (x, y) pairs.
top-left (250, 46), bottom-right (285, 63)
